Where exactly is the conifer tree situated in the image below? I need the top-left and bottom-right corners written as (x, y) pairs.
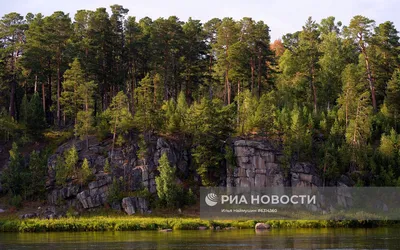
top-left (155, 153), bottom-right (179, 207)
top-left (385, 69), bottom-right (400, 129)
top-left (80, 158), bottom-right (92, 185)
top-left (106, 91), bottom-right (133, 158)
top-left (27, 92), bottom-right (46, 136)
top-left (20, 94), bottom-right (29, 125)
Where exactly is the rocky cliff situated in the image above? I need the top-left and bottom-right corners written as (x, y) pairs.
top-left (45, 135), bottom-right (194, 213)
top-left (228, 139), bottom-right (354, 188)
top-left (43, 137), bottom-right (353, 214)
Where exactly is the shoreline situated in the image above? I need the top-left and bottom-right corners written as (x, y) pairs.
top-left (0, 216), bottom-right (398, 232)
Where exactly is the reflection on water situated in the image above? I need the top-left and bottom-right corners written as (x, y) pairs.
top-left (0, 228), bottom-right (399, 249)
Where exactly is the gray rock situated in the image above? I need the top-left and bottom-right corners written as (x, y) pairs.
top-left (121, 197), bottom-right (149, 215)
top-left (338, 175), bottom-right (355, 187)
top-left (255, 223), bottom-right (270, 230)
top-left (20, 213), bottom-right (37, 219)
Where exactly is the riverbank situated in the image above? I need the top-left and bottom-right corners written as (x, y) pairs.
top-left (0, 216), bottom-right (398, 232)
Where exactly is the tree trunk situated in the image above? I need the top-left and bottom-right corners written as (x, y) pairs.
top-left (208, 55), bottom-right (213, 99)
top-left (34, 75), bottom-right (38, 93)
top-left (48, 68), bottom-right (52, 123)
top-left (9, 79), bottom-right (16, 120)
top-left (310, 65), bottom-right (317, 114)
top-left (250, 58), bottom-right (254, 94)
top-left (361, 45), bottom-right (377, 111)
top-left (111, 115), bottom-right (118, 159)
top-left (85, 95), bottom-right (89, 150)
top-left (42, 82), bottom-right (46, 113)
top-left (257, 51), bottom-right (262, 98)
top-left (57, 61), bottom-right (61, 127)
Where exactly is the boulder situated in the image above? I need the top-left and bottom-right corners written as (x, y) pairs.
top-left (255, 223), bottom-right (271, 230)
top-left (121, 197), bottom-right (149, 215)
top-left (76, 175), bottom-right (112, 209)
top-left (20, 213), bottom-right (37, 219)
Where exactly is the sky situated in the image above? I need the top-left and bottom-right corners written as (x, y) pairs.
top-left (0, 0), bottom-right (399, 40)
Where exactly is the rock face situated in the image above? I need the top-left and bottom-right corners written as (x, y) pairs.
top-left (77, 175), bottom-right (112, 209)
top-left (47, 184), bottom-right (80, 205)
top-left (44, 135), bottom-right (354, 212)
top-left (45, 135), bottom-right (193, 212)
top-left (121, 197), bottom-right (149, 215)
top-left (291, 162), bottom-right (322, 187)
top-left (227, 140), bottom-right (286, 188)
top-left (228, 140), bottom-right (324, 188)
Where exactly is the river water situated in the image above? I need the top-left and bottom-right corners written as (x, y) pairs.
top-left (0, 228), bottom-right (399, 249)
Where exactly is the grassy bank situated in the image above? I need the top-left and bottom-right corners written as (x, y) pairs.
top-left (0, 216), bottom-right (397, 232)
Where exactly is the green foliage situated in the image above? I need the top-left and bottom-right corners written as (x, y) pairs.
top-left (155, 153), bottom-right (181, 208)
top-left (27, 150), bottom-right (48, 199)
top-left (104, 158), bottom-right (111, 173)
top-left (107, 178), bottom-right (124, 204)
top-left (80, 158), bottom-right (92, 185)
top-left (187, 98), bottom-right (235, 186)
top-left (95, 112), bottom-right (110, 141)
top-left (1, 143), bottom-right (27, 197)
top-left (20, 94), bottom-right (29, 125)
top-left (55, 146), bottom-right (78, 186)
top-left (106, 91), bottom-right (134, 155)
top-left (26, 92), bottom-right (46, 136)
top-left (162, 91), bottom-right (188, 134)
top-left (252, 92), bottom-right (276, 135)
top-left (385, 69), bottom-right (400, 129)
top-left (0, 216), bottom-right (392, 233)
top-left (2, 10), bottom-right (400, 193)
top-left (134, 74), bottom-right (162, 132)
top-left (9, 195), bottom-right (22, 209)
top-left (60, 59), bottom-right (83, 121)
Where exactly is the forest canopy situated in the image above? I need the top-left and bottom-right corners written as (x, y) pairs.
top-left (1, 6), bottom-right (400, 188)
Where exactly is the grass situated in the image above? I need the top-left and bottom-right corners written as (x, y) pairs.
top-left (0, 215), bottom-right (397, 232)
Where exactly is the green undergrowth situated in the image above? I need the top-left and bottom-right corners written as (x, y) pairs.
top-left (0, 216), bottom-right (398, 232)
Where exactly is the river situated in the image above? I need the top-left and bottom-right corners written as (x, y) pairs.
top-left (0, 228), bottom-right (399, 249)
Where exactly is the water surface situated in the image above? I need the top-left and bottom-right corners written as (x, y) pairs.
top-left (1, 228), bottom-right (399, 249)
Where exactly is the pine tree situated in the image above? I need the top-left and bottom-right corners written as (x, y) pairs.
top-left (338, 64), bottom-right (362, 127)
top-left (385, 69), bottom-right (400, 129)
top-left (75, 77), bottom-right (96, 149)
top-left (28, 150), bottom-right (47, 198)
top-left (345, 91), bottom-right (372, 146)
top-left (253, 92), bottom-right (276, 135)
top-left (134, 74), bottom-right (161, 132)
top-left (1, 143), bottom-right (26, 196)
top-left (188, 98), bottom-right (235, 186)
top-left (346, 15), bottom-right (377, 111)
top-left (155, 153), bottom-right (179, 207)
top-left (61, 59), bottom-right (83, 124)
top-left (106, 91), bottom-right (133, 158)
top-left (104, 158), bottom-right (111, 173)
top-left (20, 94), bottom-right (29, 125)
top-left (27, 92), bottom-right (46, 136)
top-left (80, 158), bottom-right (92, 185)
top-left (56, 146), bottom-right (78, 186)
top-left (163, 91), bottom-right (188, 134)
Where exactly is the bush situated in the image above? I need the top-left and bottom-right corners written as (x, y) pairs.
top-left (9, 195), bottom-right (22, 209)
top-left (107, 178), bottom-right (124, 204)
